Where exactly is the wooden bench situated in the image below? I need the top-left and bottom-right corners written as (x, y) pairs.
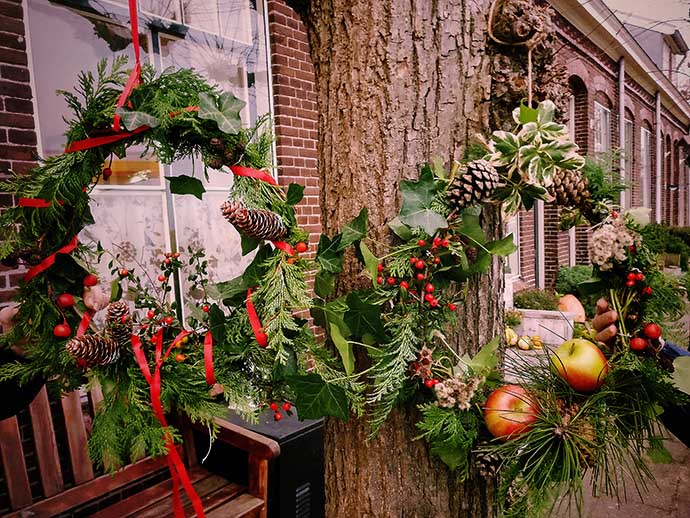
top-left (0, 386), bottom-right (279, 518)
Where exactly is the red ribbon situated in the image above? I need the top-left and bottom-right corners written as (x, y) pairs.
top-left (229, 165), bottom-right (277, 186)
top-left (112, 0), bottom-right (142, 133)
top-left (77, 310), bottom-right (94, 337)
top-left (246, 289), bottom-right (268, 347)
top-left (131, 330), bottom-right (205, 518)
top-left (204, 331), bottom-right (216, 385)
top-left (19, 197), bottom-right (55, 208)
top-left (272, 240), bottom-right (295, 256)
top-left (24, 236), bottom-right (79, 283)
top-left (65, 125), bottom-right (150, 153)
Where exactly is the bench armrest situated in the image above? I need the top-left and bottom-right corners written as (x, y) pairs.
top-left (197, 417), bottom-right (280, 461)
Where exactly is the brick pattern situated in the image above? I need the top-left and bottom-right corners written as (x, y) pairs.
top-left (267, 0), bottom-right (320, 251)
top-left (518, 208), bottom-right (536, 288)
top-left (0, 0), bottom-right (36, 302)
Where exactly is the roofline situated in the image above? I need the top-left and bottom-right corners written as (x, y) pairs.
top-left (548, 0), bottom-right (690, 126)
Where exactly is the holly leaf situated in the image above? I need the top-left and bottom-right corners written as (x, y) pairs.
top-left (399, 167), bottom-right (447, 235)
top-left (114, 108), bottom-right (160, 131)
top-left (329, 321), bottom-right (354, 375)
top-left (241, 235), bottom-right (260, 256)
top-left (388, 217), bottom-right (413, 241)
top-left (672, 356), bottom-right (690, 396)
top-left (110, 279), bottom-right (122, 302)
top-left (166, 175), bottom-right (206, 200)
top-left (314, 270), bottom-right (336, 298)
top-left (316, 233), bottom-right (343, 273)
top-left (198, 92), bottom-right (245, 134)
top-left (485, 234), bottom-right (517, 257)
top-left (288, 373), bottom-right (349, 420)
top-left (286, 183), bottom-right (305, 205)
top-left (344, 292), bottom-right (386, 340)
top-left (359, 242), bottom-right (379, 286)
top-left (338, 208), bottom-right (368, 251)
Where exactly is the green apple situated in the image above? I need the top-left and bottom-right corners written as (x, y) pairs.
top-left (484, 384), bottom-right (539, 441)
top-left (551, 339), bottom-right (608, 392)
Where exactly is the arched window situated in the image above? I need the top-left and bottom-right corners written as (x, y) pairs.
top-left (593, 92), bottom-right (613, 155)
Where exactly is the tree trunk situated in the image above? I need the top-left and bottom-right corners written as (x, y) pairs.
top-left (296, 1), bottom-right (503, 516)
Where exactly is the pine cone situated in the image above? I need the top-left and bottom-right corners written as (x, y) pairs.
top-left (548, 168), bottom-right (592, 208)
top-left (206, 156), bottom-right (223, 170)
top-left (447, 160), bottom-right (502, 211)
top-left (105, 301), bottom-right (132, 349)
top-left (66, 335), bottom-right (120, 365)
top-left (209, 137), bottom-right (225, 152)
top-left (472, 441), bottom-right (502, 477)
top-left (220, 200), bottom-right (288, 241)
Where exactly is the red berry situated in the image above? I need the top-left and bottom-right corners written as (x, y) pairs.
top-left (433, 237), bottom-right (442, 247)
top-left (399, 281), bottom-right (409, 289)
top-left (376, 276), bottom-right (384, 285)
top-left (165, 258), bottom-right (172, 265)
top-left (635, 273), bottom-right (645, 281)
top-left (643, 287), bottom-right (653, 296)
top-left (274, 412), bottom-right (283, 421)
top-left (269, 402), bottom-right (279, 411)
top-left (158, 274), bottom-right (167, 282)
top-left (387, 277), bottom-right (396, 285)
top-left (417, 239), bottom-right (426, 247)
top-left (626, 280), bottom-right (635, 287)
top-left (630, 337), bottom-right (648, 351)
top-left (56, 293), bottom-right (75, 308)
top-left (643, 323), bottom-right (662, 340)
top-left (147, 310), bottom-right (155, 319)
top-left (448, 303), bottom-right (457, 311)
top-left (627, 272), bottom-right (636, 281)
top-left (102, 167), bottom-right (112, 179)
top-left (416, 273), bottom-right (425, 281)
top-left (202, 304), bottom-right (210, 313)
top-left (433, 257), bottom-right (441, 264)
top-left (83, 274), bottom-right (98, 287)
top-left (441, 239), bottom-right (450, 247)
top-left (424, 293), bottom-right (434, 302)
top-left (295, 242), bottom-right (308, 253)
top-left (415, 260), bottom-right (425, 270)
top-left (163, 316), bottom-right (174, 326)
top-left (430, 299), bottom-right (439, 307)
top-left (377, 264), bottom-right (383, 272)
top-left (629, 246), bottom-right (636, 253)
top-left (410, 257), bottom-right (418, 265)
top-left (424, 379), bottom-right (435, 388)
top-left (53, 323), bottom-right (71, 338)
top-left (424, 283), bottom-right (434, 293)
top-left (175, 353), bottom-right (186, 362)
top-left (119, 268), bottom-right (129, 277)
top-left (611, 211), bottom-right (619, 219)
top-left (282, 402), bottom-right (291, 411)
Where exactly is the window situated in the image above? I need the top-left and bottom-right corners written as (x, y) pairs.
top-left (624, 118), bottom-right (634, 208)
top-left (505, 215), bottom-right (520, 277)
top-left (593, 101), bottom-right (611, 154)
top-left (640, 127), bottom-right (653, 208)
top-left (27, 0), bottom-right (272, 301)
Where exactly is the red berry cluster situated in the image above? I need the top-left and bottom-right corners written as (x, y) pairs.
top-left (624, 269), bottom-right (652, 296)
top-left (376, 237), bottom-right (458, 311)
top-left (629, 323), bottom-right (663, 352)
top-left (269, 401), bottom-right (292, 421)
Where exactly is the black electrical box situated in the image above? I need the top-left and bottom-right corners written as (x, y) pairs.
top-left (195, 409), bottom-right (325, 518)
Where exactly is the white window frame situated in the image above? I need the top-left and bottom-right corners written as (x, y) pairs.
top-left (641, 127), bottom-right (652, 208)
top-left (593, 101), bottom-right (611, 154)
top-left (623, 118), bottom-right (634, 208)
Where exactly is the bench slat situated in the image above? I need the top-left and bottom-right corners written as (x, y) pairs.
top-left (0, 416), bottom-right (32, 509)
top-left (135, 473), bottom-right (231, 518)
top-left (29, 386), bottom-right (64, 497)
top-left (205, 493), bottom-right (264, 518)
top-left (60, 390), bottom-right (94, 484)
top-left (165, 481), bottom-right (247, 518)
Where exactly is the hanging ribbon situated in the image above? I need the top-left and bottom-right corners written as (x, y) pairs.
top-left (65, 125), bottom-right (150, 153)
top-left (112, 0), bottom-right (142, 133)
top-left (18, 197), bottom-right (59, 208)
top-left (130, 330), bottom-right (205, 518)
top-left (77, 310), bottom-right (94, 337)
top-left (204, 331), bottom-right (216, 385)
top-left (272, 240), bottom-right (295, 256)
top-left (24, 236), bottom-right (79, 283)
top-left (229, 165), bottom-right (278, 186)
top-left (246, 289), bottom-right (268, 347)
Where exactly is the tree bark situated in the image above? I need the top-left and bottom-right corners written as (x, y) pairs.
top-left (297, 1), bottom-right (502, 516)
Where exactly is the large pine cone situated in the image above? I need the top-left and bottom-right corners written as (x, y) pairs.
top-left (220, 200), bottom-right (288, 241)
top-left (447, 160), bottom-right (502, 211)
top-left (105, 301), bottom-right (132, 349)
top-left (548, 168), bottom-right (592, 208)
top-left (66, 335), bottom-right (120, 365)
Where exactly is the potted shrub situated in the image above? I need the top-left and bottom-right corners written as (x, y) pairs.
top-left (512, 288), bottom-right (576, 346)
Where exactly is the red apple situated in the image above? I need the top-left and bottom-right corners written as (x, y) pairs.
top-left (484, 384), bottom-right (539, 441)
top-left (550, 339), bottom-right (608, 393)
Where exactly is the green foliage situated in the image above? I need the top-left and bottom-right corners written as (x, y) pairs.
top-left (399, 166), bottom-right (448, 236)
top-left (504, 309), bottom-right (522, 328)
top-left (513, 288), bottom-right (559, 311)
top-left (165, 175), bottom-right (206, 200)
top-left (556, 265), bottom-right (597, 316)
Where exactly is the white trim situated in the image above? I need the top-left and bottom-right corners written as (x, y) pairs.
top-left (535, 200), bottom-right (545, 288)
top-left (568, 227), bottom-right (576, 266)
top-left (619, 57), bottom-right (626, 208)
top-left (656, 92), bottom-right (663, 223)
top-left (593, 101), bottom-right (611, 154)
top-left (23, 0), bottom-right (44, 159)
top-left (641, 126), bottom-right (652, 208)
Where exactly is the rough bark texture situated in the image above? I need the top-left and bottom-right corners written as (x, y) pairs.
top-left (295, 1), bottom-right (503, 516)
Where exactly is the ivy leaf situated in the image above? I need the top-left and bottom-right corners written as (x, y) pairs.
top-left (288, 373), bottom-right (349, 420)
top-left (388, 217), bottom-right (413, 241)
top-left (166, 175), bottom-right (206, 200)
top-left (213, 275), bottom-right (249, 304)
top-left (314, 270), bottom-right (336, 298)
top-left (672, 356), bottom-right (690, 396)
top-left (110, 279), bottom-right (122, 302)
top-left (208, 304), bottom-right (226, 348)
top-left (517, 103), bottom-right (538, 124)
top-left (316, 233), bottom-right (343, 273)
top-left (329, 321), bottom-right (354, 375)
top-left (399, 167), bottom-right (447, 235)
top-left (458, 208), bottom-right (485, 245)
top-left (338, 208), bottom-right (368, 251)
top-left (344, 292), bottom-right (386, 340)
top-left (460, 337), bottom-right (500, 376)
top-left (286, 183), bottom-right (305, 205)
top-left (359, 242), bottom-right (379, 287)
top-left (485, 234), bottom-right (517, 257)
top-left (198, 92), bottom-right (245, 134)
top-left (114, 108), bottom-right (160, 131)
top-left (241, 235), bottom-right (260, 256)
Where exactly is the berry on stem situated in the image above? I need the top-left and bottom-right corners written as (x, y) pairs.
top-left (202, 304), bottom-right (210, 313)
top-left (643, 323), bottom-right (662, 340)
top-left (163, 316), bottom-right (174, 326)
top-left (643, 286), bottom-right (653, 296)
top-left (295, 242), bottom-right (308, 253)
top-left (147, 310), bottom-right (155, 319)
top-left (119, 268), bottom-right (129, 277)
top-left (274, 412), bottom-right (283, 421)
top-left (102, 167), bottom-right (112, 180)
top-left (56, 293), bottom-right (75, 309)
top-left (417, 239), bottom-right (426, 247)
top-left (416, 273), bottom-right (425, 281)
top-left (377, 264), bottom-right (383, 273)
top-left (376, 276), bottom-right (383, 285)
top-left (630, 337), bottom-right (648, 352)
top-left (424, 293), bottom-right (434, 302)
top-left (424, 283), bottom-right (434, 293)
top-left (433, 257), bottom-right (441, 264)
top-left (448, 303), bottom-right (457, 311)
top-left (441, 239), bottom-right (450, 247)
top-left (282, 402), bottom-right (291, 411)
top-left (430, 299), bottom-right (439, 307)
top-left (415, 260), bottom-right (425, 270)
top-left (83, 274), bottom-right (98, 287)
top-left (175, 353), bottom-right (186, 362)
top-left (399, 281), bottom-right (409, 290)
top-left (410, 257), bottom-right (417, 265)
top-left (269, 402), bottom-right (278, 411)
top-left (433, 237), bottom-right (442, 247)
top-left (387, 277), bottom-right (396, 285)
top-left (626, 280), bottom-right (635, 287)
top-left (635, 273), bottom-right (645, 281)
top-left (158, 274), bottom-right (167, 282)
top-left (626, 272), bottom-right (636, 281)
top-left (53, 323), bottom-right (71, 338)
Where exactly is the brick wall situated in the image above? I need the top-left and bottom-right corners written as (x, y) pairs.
top-left (0, 0), bottom-right (36, 303)
top-left (518, 209), bottom-right (536, 288)
top-left (267, 0), bottom-right (320, 252)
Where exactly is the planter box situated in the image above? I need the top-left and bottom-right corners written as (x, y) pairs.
top-left (513, 308), bottom-right (576, 346)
